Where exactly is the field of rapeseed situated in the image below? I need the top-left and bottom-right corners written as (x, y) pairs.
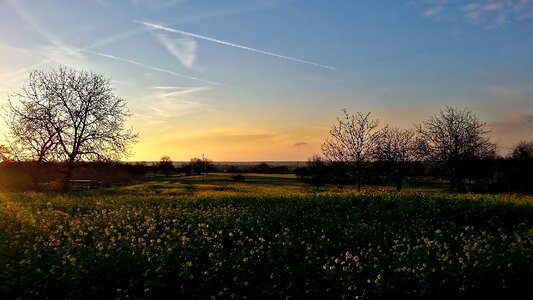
top-left (1, 174), bottom-right (532, 299)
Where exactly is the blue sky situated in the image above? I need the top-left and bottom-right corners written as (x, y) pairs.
top-left (1, 0), bottom-right (532, 161)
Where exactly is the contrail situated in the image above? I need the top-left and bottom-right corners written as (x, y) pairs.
top-left (135, 20), bottom-right (336, 70)
top-left (90, 51), bottom-right (230, 87)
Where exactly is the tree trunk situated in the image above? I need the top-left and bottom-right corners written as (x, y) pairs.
top-left (32, 162), bottom-right (41, 191)
top-left (28, 160), bottom-right (43, 191)
top-left (449, 168), bottom-right (455, 193)
top-left (449, 177), bottom-right (454, 193)
top-left (396, 173), bottom-right (403, 192)
top-left (457, 177), bottom-right (466, 193)
top-left (62, 157), bottom-right (76, 192)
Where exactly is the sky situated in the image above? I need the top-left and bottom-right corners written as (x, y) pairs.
top-left (0, 0), bottom-right (532, 161)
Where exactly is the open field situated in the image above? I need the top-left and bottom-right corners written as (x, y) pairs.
top-left (1, 174), bottom-right (532, 299)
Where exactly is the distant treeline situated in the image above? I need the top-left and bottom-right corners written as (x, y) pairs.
top-left (1, 148), bottom-right (531, 194)
top-left (293, 153), bottom-right (532, 194)
top-left (0, 159), bottom-right (293, 191)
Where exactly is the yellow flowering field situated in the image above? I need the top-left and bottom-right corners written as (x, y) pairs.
top-left (1, 174), bottom-right (532, 299)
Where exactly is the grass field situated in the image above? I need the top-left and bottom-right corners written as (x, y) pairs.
top-left (1, 173), bottom-right (532, 299)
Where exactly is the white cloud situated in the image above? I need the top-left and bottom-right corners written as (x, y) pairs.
top-left (415, 0), bottom-right (533, 27)
top-left (155, 33), bottom-right (198, 70)
top-left (423, 6), bottom-right (443, 17)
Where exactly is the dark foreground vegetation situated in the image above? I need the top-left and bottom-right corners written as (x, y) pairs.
top-left (1, 174), bottom-right (532, 299)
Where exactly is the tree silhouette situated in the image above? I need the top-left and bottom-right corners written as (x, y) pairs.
top-left (322, 109), bottom-right (380, 191)
top-left (3, 95), bottom-right (60, 189)
top-left (507, 141), bottom-right (533, 193)
top-left (157, 156), bottom-right (174, 176)
top-left (416, 106), bottom-right (494, 192)
top-left (187, 157), bottom-right (214, 175)
top-left (307, 154), bottom-right (328, 191)
top-left (7, 67), bottom-right (137, 191)
top-left (373, 126), bottom-right (416, 192)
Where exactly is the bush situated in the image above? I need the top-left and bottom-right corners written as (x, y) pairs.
top-left (232, 173), bottom-right (245, 181)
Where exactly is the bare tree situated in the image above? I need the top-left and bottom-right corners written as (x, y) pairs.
top-left (7, 67), bottom-right (137, 191)
top-left (322, 109), bottom-right (380, 191)
top-left (416, 106), bottom-right (495, 192)
top-left (509, 141), bottom-right (533, 160)
top-left (187, 156), bottom-right (214, 175)
top-left (307, 154), bottom-right (328, 191)
top-left (157, 156), bottom-right (174, 176)
top-left (3, 80), bottom-right (61, 189)
top-left (507, 141), bottom-right (533, 193)
top-left (0, 145), bottom-right (9, 162)
top-left (373, 126), bottom-right (416, 192)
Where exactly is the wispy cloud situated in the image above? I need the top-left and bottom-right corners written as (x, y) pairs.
top-left (95, 0), bottom-right (109, 7)
top-left (0, 44), bottom-right (224, 91)
top-left (0, 60), bottom-right (53, 95)
top-left (489, 114), bottom-right (533, 151)
top-left (2, 0), bottom-right (228, 93)
top-left (134, 86), bottom-right (213, 124)
top-left (484, 85), bottom-right (521, 99)
top-left (415, 0), bottom-right (533, 27)
top-left (491, 114), bottom-right (533, 129)
top-left (86, 3), bottom-right (275, 52)
top-left (142, 127), bottom-right (282, 157)
top-left (88, 51), bottom-right (228, 87)
top-left (153, 0), bottom-right (188, 10)
top-left (130, 0), bottom-right (187, 10)
top-left (167, 128), bottom-right (279, 143)
top-left (0, 1), bottom-right (94, 88)
top-left (0, 59), bottom-right (49, 80)
top-left (40, 45), bottom-right (92, 68)
top-left (5, 0), bottom-right (90, 65)
top-left (136, 20), bottom-right (336, 70)
top-left (151, 86), bottom-right (211, 98)
top-left (85, 29), bottom-right (144, 50)
top-left (294, 142), bottom-right (309, 148)
top-left (423, 5), bottom-right (443, 17)
top-left (6, 0), bottom-right (64, 46)
top-left (155, 33), bottom-right (198, 70)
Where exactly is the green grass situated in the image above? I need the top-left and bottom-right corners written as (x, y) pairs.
top-left (1, 173), bottom-right (532, 299)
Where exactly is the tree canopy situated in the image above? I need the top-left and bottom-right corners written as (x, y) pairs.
top-left (5, 66), bottom-right (137, 190)
top-left (416, 106), bottom-right (495, 192)
top-left (322, 109), bottom-right (380, 191)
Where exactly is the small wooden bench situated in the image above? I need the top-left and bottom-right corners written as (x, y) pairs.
top-left (69, 180), bottom-right (102, 190)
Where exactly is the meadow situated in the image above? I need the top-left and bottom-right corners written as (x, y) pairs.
top-left (1, 173), bottom-right (532, 299)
